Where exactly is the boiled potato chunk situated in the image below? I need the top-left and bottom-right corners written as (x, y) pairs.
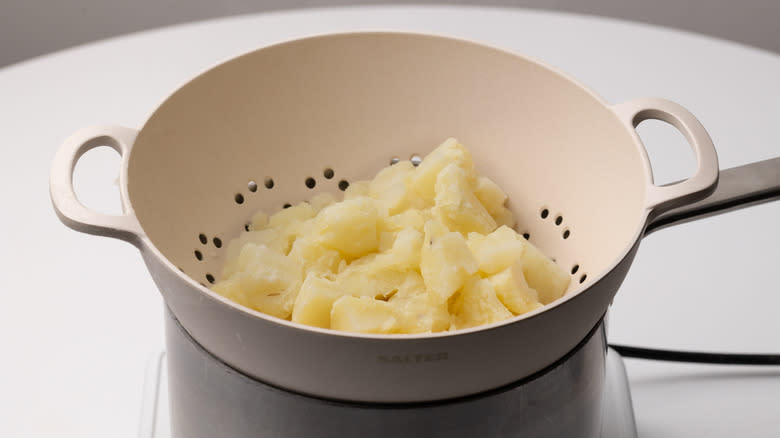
top-left (375, 228), bottom-right (423, 271)
top-left (467, 226), bottom-right (524, 275)
top-left (309, 192), bottom-right (337, 212)
top-left (287, 237), bottom-right (342, 276)
top-left (232, 204), bottom-right (314, 256)
top-left (343, 180), bottom-right (370, 199)
top-left (250, 210), bottom-right (268, 230)
top-left (378, 209), bottom-right (427, 234)
top-left (420, 220), bottom-right (478, 303)
top-left (408, 138), bottom-right (477, 203)
top-left (314, 197), bottom-right (379, 258)
top-left (222, 229), bottom-right (289, 277)
top-left (331, 296), bottom-right (398, 334)
top-left (492, 206), bottom-right (517, 229)
top-left (369, 161), bottom-right (427, 214)
top-left (292, 274), bottom-right (344, 328)
top-left (489, 261), bottom-right (543, 315)
top-left (214, 138), bottom-right (572, 334)
top-left (221, 243), bottom-right (302, 319)
top-left (378, 215), bottom-right (419, 251)
top-left (520, 242), bottom-right (571, 304)
top-left (450, 276), bottom-right (512, 330)
top-left (378, 231), bottom-right (397, 253)
top-left (211, 277), bottom-right (249, 308)
top-left (389, 272), bottom-right (450, 333)
top-left (336, 257), bottom-right (408, 300)
top-left (474, 176), bottom-right (507, 215)
top-left (433, 163), bottom-right (496, 235)
top-left (268, 202), bottom-right (316, 229)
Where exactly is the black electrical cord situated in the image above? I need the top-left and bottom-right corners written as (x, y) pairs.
top-left (609, 344), bottom-right (780, 365)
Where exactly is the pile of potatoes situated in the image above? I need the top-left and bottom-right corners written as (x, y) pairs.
top-left (212, 139), bottom-right (570, 334)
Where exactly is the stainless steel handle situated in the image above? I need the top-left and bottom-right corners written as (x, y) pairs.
top-left (646, 157), bottom-right (780, 234)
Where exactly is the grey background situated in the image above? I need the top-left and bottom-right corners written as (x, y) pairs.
top-left (2, 0), bottom-right (779, 68)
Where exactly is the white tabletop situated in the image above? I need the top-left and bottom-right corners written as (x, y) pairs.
top-left (1, 5), bottom-right (778, 437)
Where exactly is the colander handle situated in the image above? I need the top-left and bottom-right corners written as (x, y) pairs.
top-left (50, 125), bottom-right (144, 246)
top-left (611, 98), bottom-right (720, 217)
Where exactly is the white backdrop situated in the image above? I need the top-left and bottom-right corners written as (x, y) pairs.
top-left (1, 0), bottom-right (780, 67)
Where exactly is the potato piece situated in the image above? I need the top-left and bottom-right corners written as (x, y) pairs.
top-left (433, 163), bottom-right (496, 235)
top-left (291, 274), bottom-right (345, 328)
top-left (489, 261), bottom-right (543, 315)
top-left (392, 271), bottom-right (427, 299)
top-left (467, 226), bottom-right (524, 275)
top-left (376, 228), bottom-right (423, 271)
top-left (378, 231), bottom-right (397, 253)
top-left (230, 243), bottom-right (302, 319)
top-left (492, 206), bottom-right (517, 229)
top-left (520, 242), bottom-right (570, 304)
top-left (314, 197), bottom-right (379, 258)
top-left (408, 138), bottom-right (477, 203)
top-left (309, 192), bottom-right (337, 213)
top-left (393, 292), bottom-right (450, 333)
top-left (287, 237), bottom-right (342, 276)
top-left (377, 209), bottom-right (426, 253)
top-left (378, 209), bottom-right (427, 234)
top-left (250, 210), bottom-right (268, 231)
top-left (474, 176), bottom-right (507, 215)
top-left (369, 161), bottom-right (427, 214)
top-left (222, 229), bottom-right (289, 277)
top-left (331, 296), bottom-right (397, 334)
top-left (450, 276), bottom-right (513, 330)
top-left (343, 180), bottom-right (370, 200)
top-left (420, 220), bottom-right (478, 303)
top-left (390, 272), bottom-right (450, 333)
top-left (211, 277), bottom-right (250, 308)
top-left (268, 202), bottom-right (316, 229)
top-left (240, 202), bottom-right (314, 255)
top-left (336, 256), bottom-right (408, 300)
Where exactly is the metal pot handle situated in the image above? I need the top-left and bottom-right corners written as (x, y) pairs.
top-left (611, 98), bottom-right (720, 218)
top-left (49, 125), bottom-right (145, 246)
top-left (645, 156), bottom-right (780, 234)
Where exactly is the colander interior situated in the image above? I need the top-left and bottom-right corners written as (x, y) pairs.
top-left (128, 33), bottom-right (648, 297)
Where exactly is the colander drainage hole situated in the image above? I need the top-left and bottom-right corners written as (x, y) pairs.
top-left (323, 168), bottom-right (335, 179)
top-left (571, 264), bottom-right (579, 274)
top-left (555, 215), bottom-right (563, 226)
top-left (579, 274), bottom-right (587, 284)
top-left (199, 233), bottom-right (207, 245)
top-left (540, 208), bottom-right (549, 219)
top-left (264, 178), bottom-right (274, 189)
top-left (389, 157), bottom-right (400, 165)
top-left (235, 193), bottom-right (245, 204)
top-left (194, 250), bottom-right (203, 261)
top-left (206, 274), bottom-right (215, 284)
top-left (410, 154), bottom-right (422, 167)
top-left (522, 233), bottom-right (530, 240)
top-left (562, 229), bottom-right (571, 239)
top-left (213, 237), bottom-right (222, 248)
top-left (283, 203), bottom-right (292, 209)
top-left (305, 177), bottom-right (316, 189)
top-left (244, 223), bottom-right (250, 232)
top-left (248, 181), bottom-right (258, 192)
top-left (338, 180), bottom-right (350, 191)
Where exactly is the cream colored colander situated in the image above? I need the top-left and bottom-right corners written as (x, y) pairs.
top-left (50, 32), bottom-right (779, 403)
